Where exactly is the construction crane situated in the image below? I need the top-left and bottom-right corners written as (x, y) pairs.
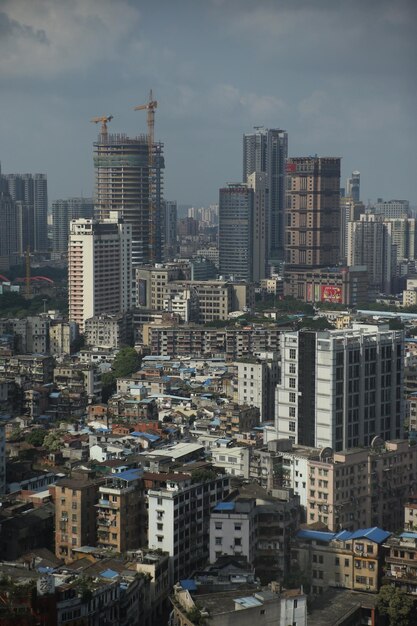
top-left (134, 90), bottom-right (158, 262)
top-left (90, 115), bottom-right (114, 139)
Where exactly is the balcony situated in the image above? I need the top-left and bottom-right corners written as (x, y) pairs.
top-left (96, 499), bottom-right (118, 510)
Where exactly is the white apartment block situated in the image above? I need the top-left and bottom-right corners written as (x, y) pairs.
top-left (236, 355), bottom-right (278, 421)
top-left (276, 326), bottom-right (404, 452)
top-left (211, 444), bottom-right (250, 478)
top-left (147, 473), bottom-right (230, 582)
top-left (68, 217), bottom-right (132, 332)
top-left (209, 499), bottom-right (256, 564)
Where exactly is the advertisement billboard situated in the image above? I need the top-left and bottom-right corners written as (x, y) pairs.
top-left (320, 285), bottom-right (342, 303)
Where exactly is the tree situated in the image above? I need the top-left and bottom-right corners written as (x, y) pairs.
top-left (43, 431), bottom-right (63, 452)
top-left (191, 468), bottom-right (217, 484)
top-left (112, 347), bottom-right (141, 378)
top-left (25, 429), bottom-right (46, 447)
top-left (101, 371), bottom-right (117, 403)
top-left (377, 585), bottom-right (415, 626)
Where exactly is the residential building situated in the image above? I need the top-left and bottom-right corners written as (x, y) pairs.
top-left (0, 354), bottom-right (54, 384)
top-left (404, 495), bottom-right (417, 532)
top-left (236, 355), bottom-right (279, 421)
top-left (384, 217), bottom-right (417, 261)
top-left (347, 214), bottom-right (395, 296)
top-left (0, 423), bottom-right (5, 495)
top-left (209, 499), bottom-right (257, 565)
top-left (93, 130), bottom-right (164, 265)
top-left (339, 197), bottom-right (365, 262)
top-left (345, 171), bottom-right (360, 203)
top-left (49, 320), bottom-right (76, 356)
top-left (68, 217), bottom-right (132, 332)
top-left (147, 472), bottom-right (230, 581)
top-left (219, 183), bottom-right (253, 281)
top-left (0, 191), bottom-right (18, 271)
top-left (161, 199), bottom-right (177, 261)
top-left (96, 469), bottom-right (146, 552)
top-left (211, 444), bottom-right (251, 478)
top-left (243, 127), bottom-right (288, 259)
top-left (283, 265), bottom-right (368, 306)
top-left (52, 197), bottom-right (94, 256)
top-left (284, 157), bottom-right (340, 270)
top-left (275, 326), bottom-right (404, 450)
top-left (84, 313), bottom-right (133, 349)
top-left (373, 199), bottom-right (410, 219)
top-left (219, 403), bottom-right (260, 437)
top-left (54, 477), bottom-right (101, 563)
top-left (247, 172), bottom-right (268, 281)
top-left (293, 526), bottom-right (390, 596)
top-left (383, 532), bottom-right (417, 594)
top-left (3, 172), bottom-right (48, 252)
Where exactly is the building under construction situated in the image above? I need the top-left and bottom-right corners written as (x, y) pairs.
top-left (93, 130), bottom-right (164, 266)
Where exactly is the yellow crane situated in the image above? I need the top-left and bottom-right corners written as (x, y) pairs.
top-left (134, 90), bottom-right (158, 262)
top-left (90, 115), bottom-right (114, 139)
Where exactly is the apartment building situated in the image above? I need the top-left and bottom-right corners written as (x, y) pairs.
top-left (211, 444), bottom-right (251, 478)
top-left (293, 526), bottom-right (390, 596)
top-left (143, 324), bottom-right (282, 360)
top-left (219, 403), bottom-right (260, 437)
top-left (404, 495), bottom-right (417, 532)
top-left (306, 440), bottom-right (417, 532)
top-left (235, 355), bottom-right (279, 421)
top-left (147, 472), bottom-right (230, 581)
top-left (383, 532), bottom-right (417, 594)
top-left (0, 354), bottom-right (54, 384)
top-left (209, 499), bottom-right (257, 565)
top-left (84, 313), bottom-right (133, 349)
top-left (275, 325), bottom-right (404, 451)
top-left (68, 217), bottom-right (132, 332)
top-left (55, 477), bottom-right (101, 563)
top-left (96, 469), bottom-right (146, 552)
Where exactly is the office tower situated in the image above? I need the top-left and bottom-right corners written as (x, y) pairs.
top-left (347, 214), bottom-right (395, 296)
top-left (275, 326), bottom-right (404, 452)
top-left (4, 173), bottom-right (48, 252)
top-left (339, 197), bottom-right (365, 262)
top-left (384, 217), bottom-right (417, 261)
top-left (373, 199), bottom-right (410, 219)
top-left (161, 200), bottom-right (177, 261)
top-left (52, 197), bottom-right (94, 256)
top-left (0, 191), bottom-right (18, 271)
top-left (219, 183), bottom-right (253, 281)
top-left (346, 170), bottom-right (360, 202)
top-left (93, 131), bottom-right (164, 266)
top-left (243, 128), bottom-right (288, 259)
top-left (285, 157), bottom-right (340, 268)
top-left (55, 477), bottom-right (100, 563)
top-left (247, 171), bottom-right (268, 281)
top-left (68, 217), bottom-right (132, 332)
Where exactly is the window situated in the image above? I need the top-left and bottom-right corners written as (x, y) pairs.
top-left (290, 348), bottom-right (296, 359)
top-left (157, 523), bottom-right (163, 530)
top-left (289, 407), bottom-right (296, 417)
top-left (157, 497), bottom-right (163, 506)
top-left (235, 538), bottom-right (242, 546)
top-left (345, 559), bottom-right (349, 567)
top-left (289, 378), bottom-right (296, 389)
top-left (289, 421), bottom-right (296, 432)
top-left (289, 363), bottom-right (296, 374)
top-left (234, 524), bottom-right (241, 531)
top-left (335, 557), bottom-right (340, 565)
top-left (215, 537), bottom-right (222, 545)
top-left (157, 536), bottom-right (163, 542)
top-left (215, 522), bottom-right (222, 530)
top-left (289, 392), bottom-right (296, 403)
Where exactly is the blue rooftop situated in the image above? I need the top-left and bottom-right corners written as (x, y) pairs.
top-left (100, 569), bottom-right (119, 579)
top-left (132, 432), bottom-right (160, 442)
top-left (400, 532), bottom-right (417, 539)
top-left (297, 526), bottom-right (391, 545)
top-left (112, 468), bottom-right (142, 481)
top-left (213, 502), bottom-right (235, 512)
top-left (180, 579), bottom-right (197, 591)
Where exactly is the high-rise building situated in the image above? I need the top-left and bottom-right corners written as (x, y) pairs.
top-left (68, 217), bottom-right (132, 332)
top-left (275, 326), bottom-right (404, 451)
top-left (4, 173), bottom-right (48, 252)
top-left (161, 200), bottom-right (177, 261)
top-left (384, 217), bottom-right (417, 261)
top-left (345, 170), bottom-right (360, 202)
top-left (93, 132), bottom-right (164, 266)
top-left (373, 199), bottom-right (410, 219)
top-left (55, 477), bottom-right (101, 563)
top-left (247, 171), bottom-right (268, 281)
top-left (347, 214), bottom-right (395, 296)
top-left (52, 197), bottom-right (94, 256)
top-left (339, 197), bottom-right (365, 263)
top-left (0, 191), bottom-right (18, 271)
top-left (219, 183), bottom-right (253, 281)
top-left (285, 157), bottom-right (341, 269)
top-left (243, 128), bottom-right (288, 259)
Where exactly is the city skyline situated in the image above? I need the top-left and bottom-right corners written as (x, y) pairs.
top-left (0, 0), bottom-right (416, 208)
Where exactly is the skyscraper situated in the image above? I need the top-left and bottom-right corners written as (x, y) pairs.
top-left (247, 171), bottom-right (268, 282)
top-left (52, 197), bottom-right (94, 256)
top-left (243, 128), bottom-right (288, 260)
top-left (346, 170), bottom-right (360, 202)
top-left (219, 183), bottom-right (253, 281)
top-left (285, 157), bottom-right (341, 268)
top-left (275, 326), bottom-right (404, 451)
top-left (347, 214), bottom-right (395, 296)
top-left (4, 173), bottom-right (48, 252)
top-left (93, 132), bottom-right (164, 266)
top-left (0, 191), bottom-right (18, 271)
top-left (161, 200), bottom-right (177, 261)
top-left (68, 217), bottom-right (132, 332)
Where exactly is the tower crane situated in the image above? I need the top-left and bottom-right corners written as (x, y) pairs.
top-left (90, 115), bottom-right (114, 139)
top-left (134, 90), bottom-right (158, 262)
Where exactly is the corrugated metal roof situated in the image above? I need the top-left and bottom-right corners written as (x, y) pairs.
top-left (234, 596), bottom-right (263, 608)
top-left (213, 502), bottom-right (235, 512)
top-left (296, 529), bottom-right (335, 543)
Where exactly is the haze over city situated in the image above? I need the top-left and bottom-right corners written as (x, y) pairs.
top-left (0, 0), bottom-right (416, 206)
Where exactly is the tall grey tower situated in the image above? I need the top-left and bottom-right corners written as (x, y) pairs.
top-left (346, 171), bottom-right (360, 203)
top-left (243, 128), bottom-right (288, 260)
top-left (4, 173), bottom-right (48, 252)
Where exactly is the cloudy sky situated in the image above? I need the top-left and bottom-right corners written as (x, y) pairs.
top-left (0, 0), bottom-right (416, 207)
